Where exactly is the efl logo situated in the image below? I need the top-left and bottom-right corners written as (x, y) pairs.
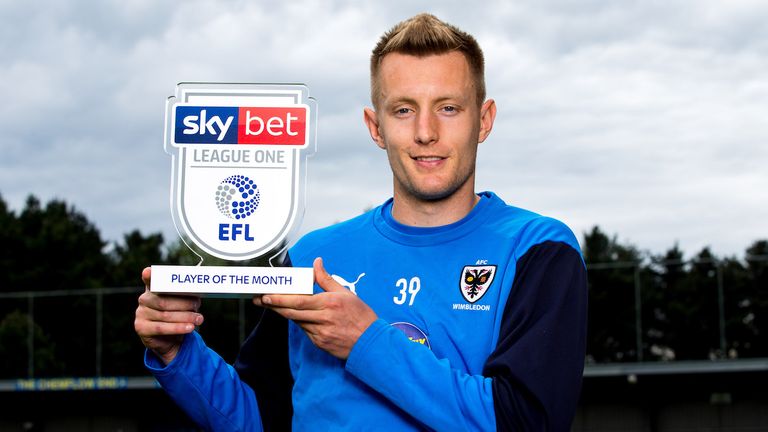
top-left (174, 105), bottom-right (308, 147)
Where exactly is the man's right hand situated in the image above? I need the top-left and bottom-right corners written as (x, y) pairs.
top-left (134, 267), bottom-right (204, 365)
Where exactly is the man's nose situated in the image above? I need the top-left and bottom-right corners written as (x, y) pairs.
top-left (414, 111), bottom-right (438, 145)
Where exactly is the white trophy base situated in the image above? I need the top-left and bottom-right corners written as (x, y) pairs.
top-left (150, 265), bottom-right (313, 297)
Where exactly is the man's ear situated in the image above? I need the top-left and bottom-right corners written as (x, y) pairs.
top-left (477, 99), bottom-right (497, 144)
top-left (364, 107), bottom-right (386, 149)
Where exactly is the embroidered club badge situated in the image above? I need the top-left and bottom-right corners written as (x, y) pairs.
top-left (459, 265), bottom-right (496, 303)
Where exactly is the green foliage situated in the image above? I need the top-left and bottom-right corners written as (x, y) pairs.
top-left (585, 226), bottom-right (768, 363)
top-left (583, 226), bottom-right (643, 362)
top-left (0, 194), bottom-right (166, 377)
top-left (2, 195), bottom-right (110, 291)
top-left (101, 292), bottom-right (150, 376)
top-left (736, 240), bottom-right (768, 356)
top-left (0, 310), bottom-right (59, 378)
top-left (109, 230), bottom-right (167, 287)
top-left (0, 194), bottom-right (21, 291)
top-left (1, 191), bottom-right (767, 378)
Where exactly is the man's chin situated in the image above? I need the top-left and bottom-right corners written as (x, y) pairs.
top-left (409, 186), bottom-right (459, 202)
top-left (397, 175), bottom-right (474, 203)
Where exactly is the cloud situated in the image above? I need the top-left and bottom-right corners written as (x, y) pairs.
top-left (1, 0), bottom-right (766, 258)
top-left (473, 1), bottom-right (768, 255)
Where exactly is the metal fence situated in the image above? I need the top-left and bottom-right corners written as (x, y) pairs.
top-left (0, 287), bottom-right (258, 381)
top-left (0, 255), bottom-right (765, 381)
top-left (586, 255), bottom-right (767, 363)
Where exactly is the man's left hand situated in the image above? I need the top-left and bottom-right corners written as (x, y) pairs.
top-left (253, 257), bottom-right (378, 359)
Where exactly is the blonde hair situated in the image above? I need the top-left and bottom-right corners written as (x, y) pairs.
top-left (370, 13), bottom-right (486, 108)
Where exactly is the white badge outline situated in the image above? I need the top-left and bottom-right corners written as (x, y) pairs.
top-left (459, 264), bottom-right (497, 303)
top-left (163, 83), bottom-right (317, 261)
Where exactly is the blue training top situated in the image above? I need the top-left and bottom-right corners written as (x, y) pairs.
top-left (146, 191), bottom-right (588, 431)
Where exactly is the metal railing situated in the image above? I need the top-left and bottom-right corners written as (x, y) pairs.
top-left (586, 254), bottom-right (768, 363)
top-left (0, 255), bottom-right (765, 382)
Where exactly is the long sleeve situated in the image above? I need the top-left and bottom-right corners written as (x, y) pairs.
top-left (485, 241), bottom-right (588, 431)
top-left (345, 241), bottom-right (587, 431)
top-left (346, 319), bottom-right (495, 431)
top-left (145, 331), bottom-right (264, 432)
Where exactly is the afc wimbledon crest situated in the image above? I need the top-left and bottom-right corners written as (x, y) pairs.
top-left (164, 83), bottom-right (317, 261)
top-left (460, 265), bottom-right (496, 303)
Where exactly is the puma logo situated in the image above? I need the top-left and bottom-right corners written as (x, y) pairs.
top-left (331, 273), bottom-right (366, 295)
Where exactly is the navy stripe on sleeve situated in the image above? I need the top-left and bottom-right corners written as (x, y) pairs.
top-left (483, 241), bottom-right (587, 431)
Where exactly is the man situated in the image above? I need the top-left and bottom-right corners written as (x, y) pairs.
top-left (135, 13), bottom-right (587, 431)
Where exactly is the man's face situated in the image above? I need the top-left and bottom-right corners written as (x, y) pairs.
top-left (365, 51), bottom-right (495, 204)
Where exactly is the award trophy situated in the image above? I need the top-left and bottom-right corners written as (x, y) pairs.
top-left (151, 83), bottom-right (316, 296)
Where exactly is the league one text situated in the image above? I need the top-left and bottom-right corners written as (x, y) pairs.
top-left (152, 83), bottom-right (316, 297)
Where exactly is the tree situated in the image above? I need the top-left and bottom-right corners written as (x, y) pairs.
top-left (737, 240), bottom-right (768, 357)
top-left (109, 230), bottom-right (167, 287)
top-left (2, 191), bottom-right (766, 377)
top-left (583, 226), bottom-right (643, 362)
top-left (13, 196), bottom-right (110, 291)
top-left (0, 310), bottom-right (59, 378)
top-left (0, 194), bottom-right (22, 292)
top-left (721, 256), bottom-right (749, 358)
top-left (0, 195), bottom-right (111, 376)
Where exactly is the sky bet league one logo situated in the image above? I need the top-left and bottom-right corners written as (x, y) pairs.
top-left (164, 83), bottom-right (317, 261)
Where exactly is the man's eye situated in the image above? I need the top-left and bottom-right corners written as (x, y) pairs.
top-left (396, 108), bottom-right (411, 115)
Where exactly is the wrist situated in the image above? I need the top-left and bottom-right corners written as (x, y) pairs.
top-left (158, 345), bottom-right (180, 366)
top-left (144, 333), bottom-right (196, 374)
top-left (149, 336), bottom-right (185, 366)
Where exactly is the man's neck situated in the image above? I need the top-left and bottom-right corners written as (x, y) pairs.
top-left (391, 189), bottom-right (480, 227)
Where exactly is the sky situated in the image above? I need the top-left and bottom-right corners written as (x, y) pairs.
top-left (1, 0), bottom-right (766, 259)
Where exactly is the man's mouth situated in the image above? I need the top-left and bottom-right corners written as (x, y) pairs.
top-left (412, 156), bottom-right (446, 169)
